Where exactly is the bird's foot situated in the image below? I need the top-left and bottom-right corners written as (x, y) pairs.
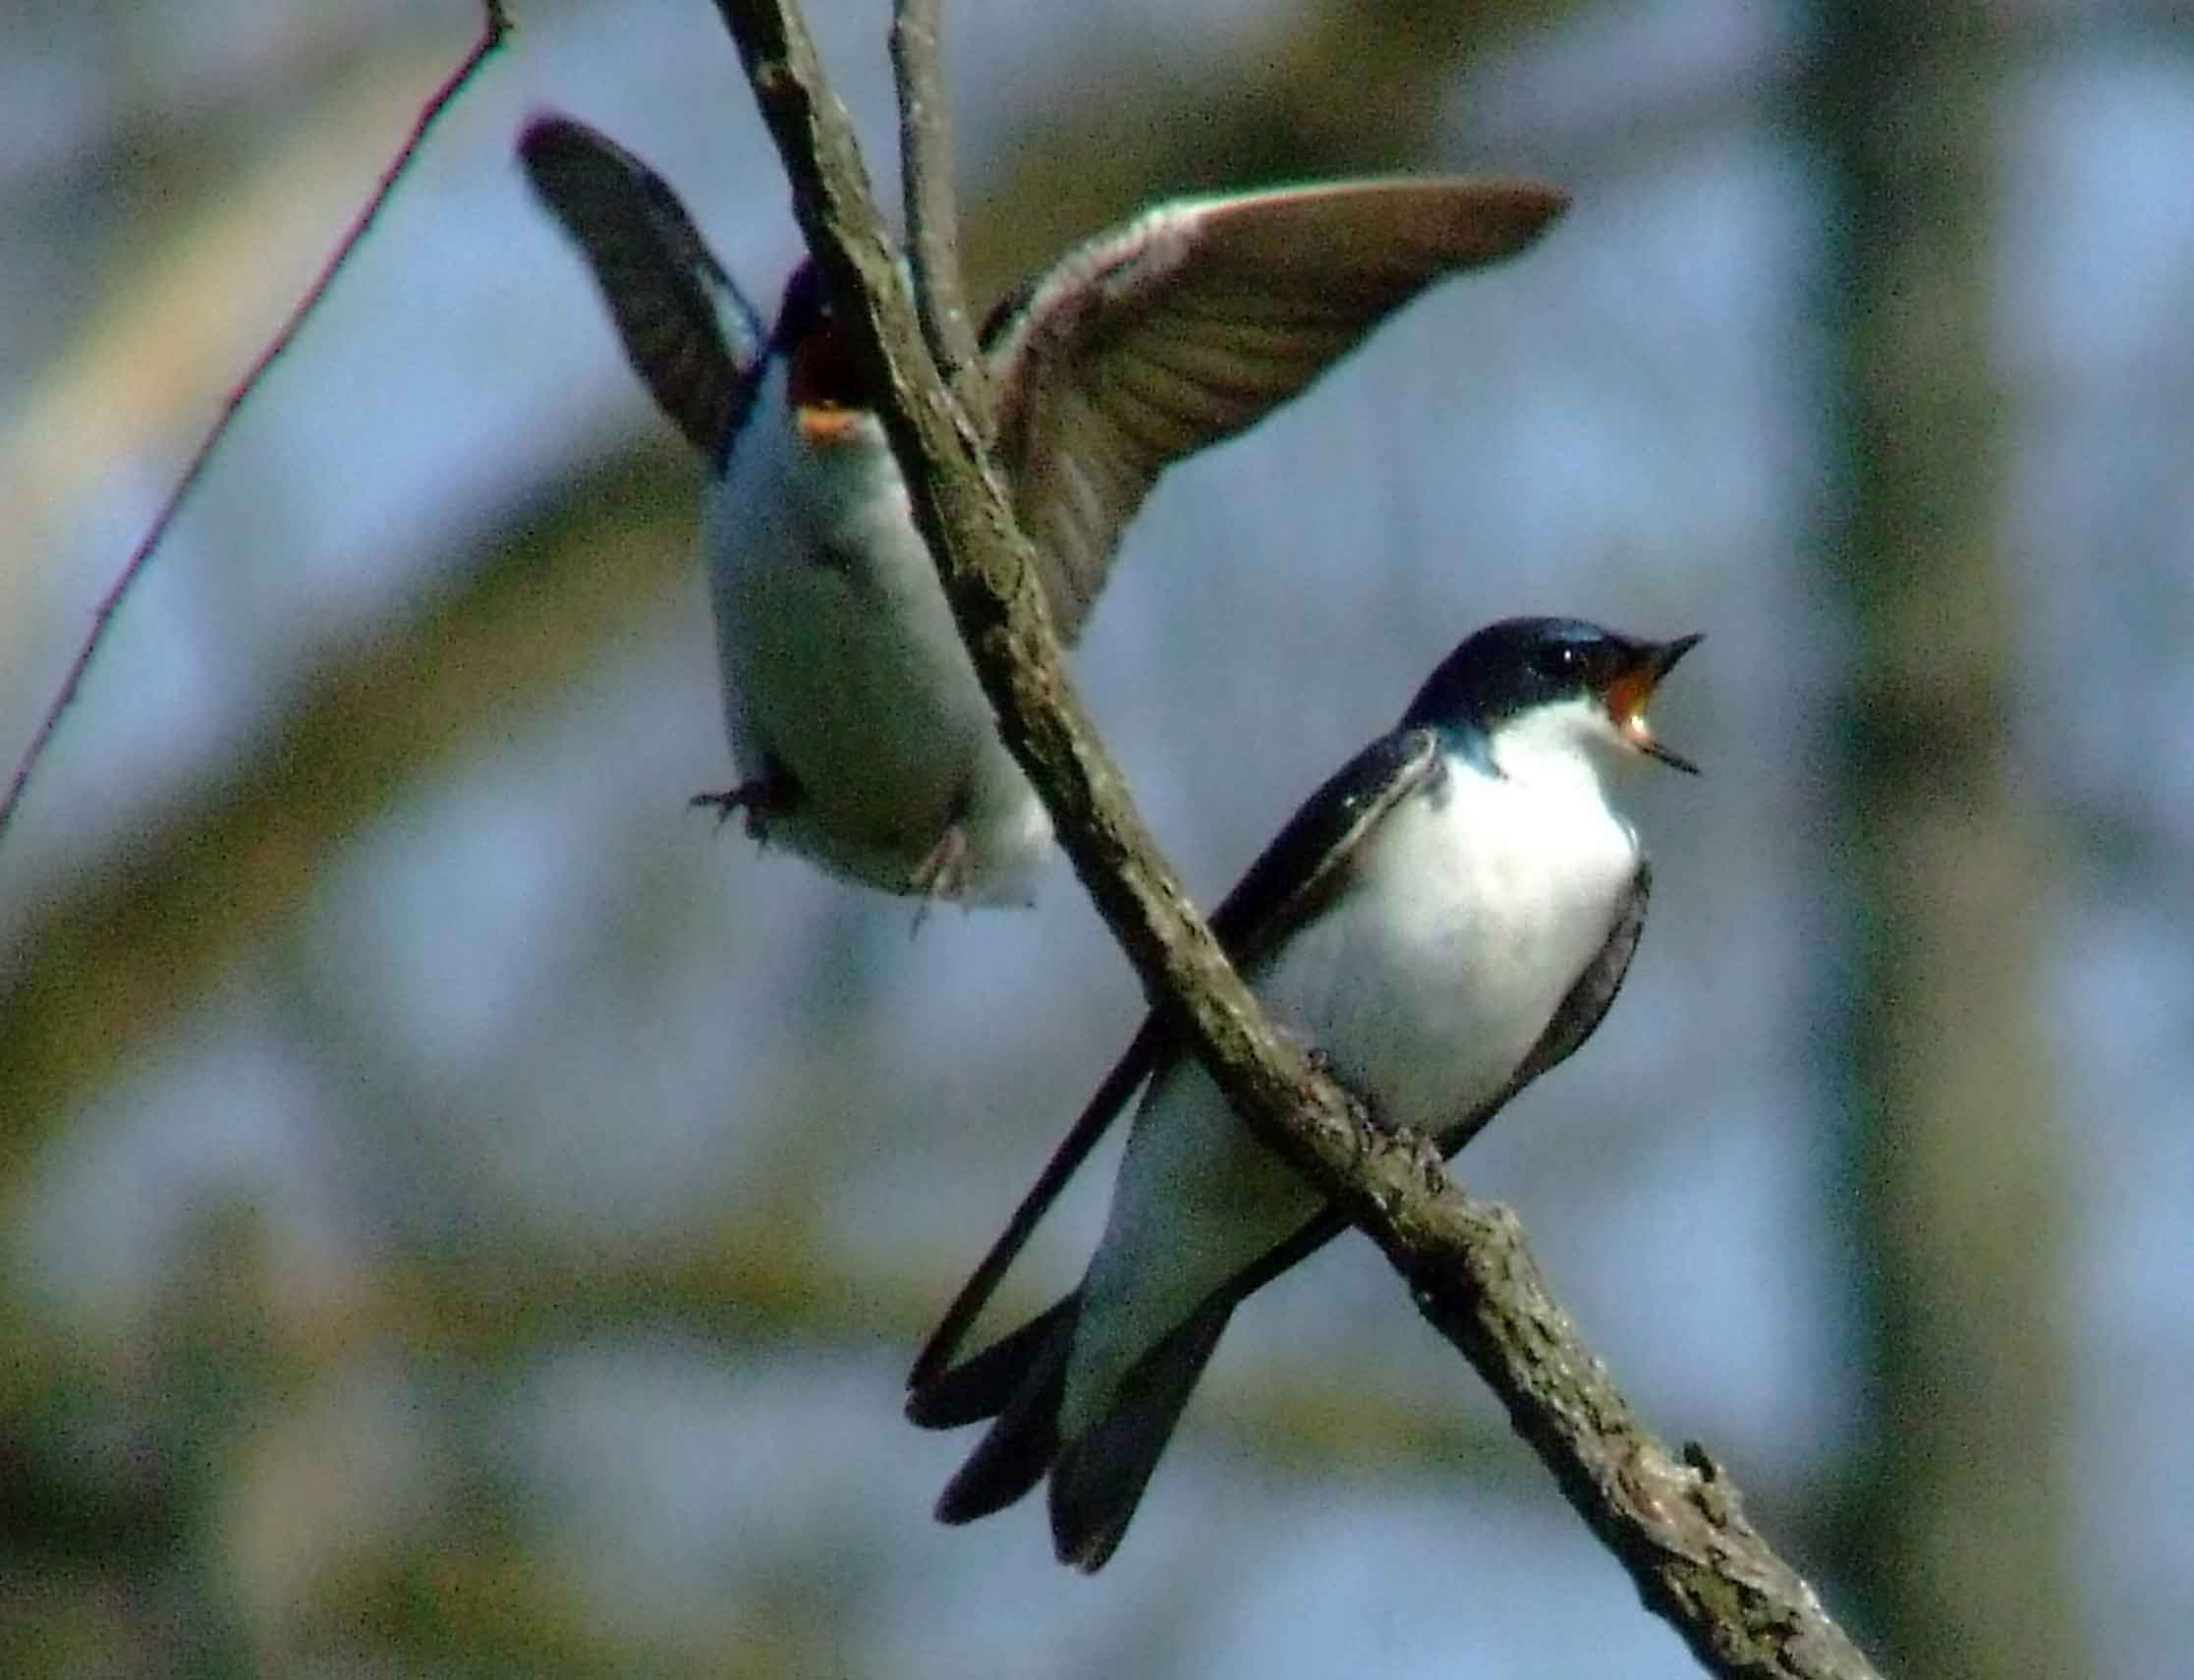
top-left (690, 773), bottom-right (790, 843)
top-left (911, 824), bottom-right (971, 897)
top-left (905, 824), bottom-right (973, 935)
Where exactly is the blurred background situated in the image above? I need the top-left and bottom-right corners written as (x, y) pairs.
top-left (3, 0), bottom-right (2189, 1673)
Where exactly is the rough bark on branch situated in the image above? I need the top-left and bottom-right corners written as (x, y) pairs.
top-left (710, 3), bottom-right (1881, 1673)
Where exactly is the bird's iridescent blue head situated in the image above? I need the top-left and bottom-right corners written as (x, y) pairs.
top-left (776, 259), bottom-right (869, 431)
top-left (1404, 616), bottom-right (1703, 773)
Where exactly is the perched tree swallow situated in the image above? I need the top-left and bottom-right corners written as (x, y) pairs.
top-left (904, 616), bottom-right (1701, 1569)
top-left (518, 114), bottom-right (1568, 904)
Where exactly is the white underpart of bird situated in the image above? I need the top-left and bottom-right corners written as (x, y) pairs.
top-left (1066, 693), bottom-right (1641, 1436)
top-left (706, 356), bottom-right (1050, 904)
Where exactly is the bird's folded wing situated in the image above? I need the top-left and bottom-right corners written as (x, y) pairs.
top-left (906, 1020), bottom-right (1165, 1392)
top-left (519, 114), bottom-right (764, 463)
top-left (984, 180), bottom-right (1567, 637)
top-left (906, 728), bottom-right (1443, 1391)
top-left (1205, 725), bottom-right (1442, 966)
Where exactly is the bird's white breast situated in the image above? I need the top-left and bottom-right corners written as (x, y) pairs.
top-left (1067, 743), bottom-right (1639, 1428)
top-left (702, 359), bottom-right (1048, 901)
top-left (1272, 743), bottom-right (1640, 1133)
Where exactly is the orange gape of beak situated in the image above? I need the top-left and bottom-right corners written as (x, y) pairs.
top-left (1604, 634), bottom-right (1703, 774)
top-left (796, 406), bottom-right (860, 444)
top-left (789, 317), bottom-right (863, 446)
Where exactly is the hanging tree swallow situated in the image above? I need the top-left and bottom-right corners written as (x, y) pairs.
top-left (903, 616), bottom-right (1701, 1569)
top-left (518, 113), bottom-right (1567, 904)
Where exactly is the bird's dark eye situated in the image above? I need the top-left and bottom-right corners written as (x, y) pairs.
top-left (1536, 643), bottom-right (1583, 681)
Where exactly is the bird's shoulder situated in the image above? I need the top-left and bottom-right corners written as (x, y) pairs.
top-left (1209, 725), bottom-right (1445, 969)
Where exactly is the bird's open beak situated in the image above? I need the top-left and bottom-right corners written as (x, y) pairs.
top-left (1604, 633), bottom-right (1703, 774)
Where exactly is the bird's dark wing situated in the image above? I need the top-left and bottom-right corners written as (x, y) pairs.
top-left (1205, 725), bottom-right (1444, 964)
top-left (905, 727), bottom-right (1444, 1392)
top-left (905, 1023), bottom-right (1163, 1394)
top-left (983, 181), bottom-right (1566, 640)
top-left (519, 114), bottom-right (765, 464)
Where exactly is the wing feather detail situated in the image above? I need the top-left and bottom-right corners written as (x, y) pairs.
top-left (986, 179), bottom-right (1567, 636)
top-left (519, 114), bottom-right (764, 463)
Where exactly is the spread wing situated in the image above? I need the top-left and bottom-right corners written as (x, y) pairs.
top-left (984, 179), bottom-right (1566, 639)
top-left (906, 728), bottom-right (1443, 1389)
top-left (519, 114), bottom-right (765, 464)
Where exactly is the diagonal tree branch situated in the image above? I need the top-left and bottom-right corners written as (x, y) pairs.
top-left (711, 3), bottom-right (1881, 1674)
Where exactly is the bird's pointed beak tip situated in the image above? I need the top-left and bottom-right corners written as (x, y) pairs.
top-left (1655, 631), bottom-right (1706, 676)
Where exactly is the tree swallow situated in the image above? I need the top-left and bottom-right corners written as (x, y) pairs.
top-left (903, 616), bottom-right (1701, 1569)
top-left (518, 113), bottom-right (1568, 904)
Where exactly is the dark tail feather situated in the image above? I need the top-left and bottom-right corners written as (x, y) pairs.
top-left (907, 1296), bottom-right (1076, 1429)
top-left (1049, 1297), bottom-right (1233, 1573)
top-left (931, 1298), bottom-right (1079, 1526)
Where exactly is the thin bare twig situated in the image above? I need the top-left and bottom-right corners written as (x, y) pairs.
top-left (0, 1), bottom-right (513, 845)
top-left (890, 0), bottom-right (990, 418)
top-left (712, 2), bottom-right (1881, 1672)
